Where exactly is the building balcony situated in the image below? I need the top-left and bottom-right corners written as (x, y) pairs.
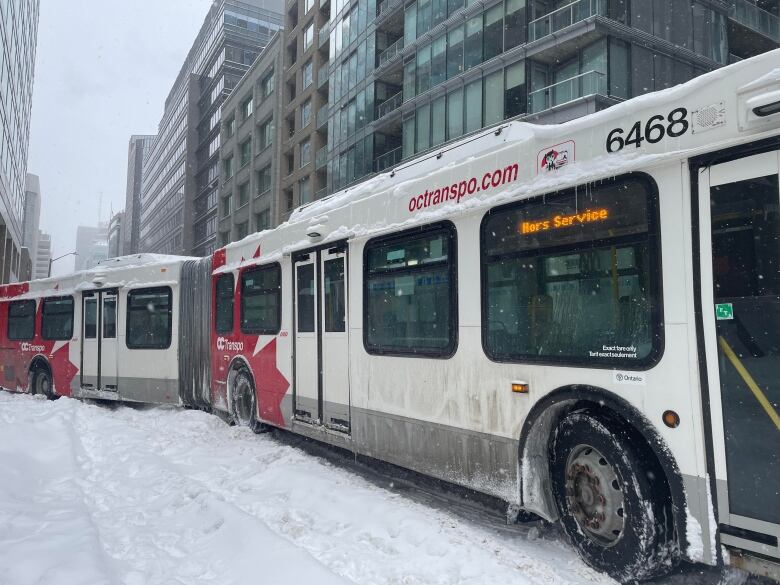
top-left (729, 0), bottom-right (779, 42)
top-left (376, 91), bottom-right (403, 119)
top-left (318, 63), bottom-right (329, 88)
top-left (375, 146), bottom-right (403, 172)
top-left (528, 0), bottom-right (606, 43)
top-left (528, 70), bottom-right (606, 114)
top-left (377, 0), bottom-right (403, 18)
top-left (378, 37), bottom-right (404, 67)
top-left (316, 145), bottom-right (328, 169)
top-left (317, 105), bottom-right (329, 128)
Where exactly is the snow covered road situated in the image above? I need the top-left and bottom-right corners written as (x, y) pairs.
top-left (0, 392), bottom-right (731, 585)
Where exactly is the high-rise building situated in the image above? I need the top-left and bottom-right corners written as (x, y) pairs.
top-left (0, 1), bottom-right (40, 283)
top-left (218, 31), bottom-right (285, 244)
top-left (34, 230), bottom-right (50, 279)
top-left (22, 173), bottom-right (41, 266)
top-left (74, 223), bottom-right (109, 272)
top-left (123, 135), bottom-right (155, 255)
top-left (107, 211), bottom-right (124, 258)
top-left (139, 0), bottom-right (283, 257)
top-left (281, 0), bottom-right (778, 210)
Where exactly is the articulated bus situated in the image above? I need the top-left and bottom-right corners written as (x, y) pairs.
top-left (2, 50), bottom-right (779, 581)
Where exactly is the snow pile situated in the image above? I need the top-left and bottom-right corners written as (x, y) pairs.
top-left (0, 393), bottom-right (613, 585)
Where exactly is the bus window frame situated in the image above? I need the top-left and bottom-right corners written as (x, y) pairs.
top-left (479, 172), bottom-right (664, 370)
top-left (125, 286), bottom-right (173, 350)
top-left (7, 299), bottom-right (36, 341)
top-left (214, 273), bottom-right (235, 334)
top-left (362, 220), bottom-right (459, 359)
top-left (41, 295), bottom-right (74, 341)
top-left (239, 262), bottom-right (282, 335)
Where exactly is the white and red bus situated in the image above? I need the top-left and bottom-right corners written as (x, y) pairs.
top-left (2, 49), bottom-right (779, 581)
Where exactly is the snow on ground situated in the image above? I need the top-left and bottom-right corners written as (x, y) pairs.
top-left (0, 392), bottom-right (746, 585)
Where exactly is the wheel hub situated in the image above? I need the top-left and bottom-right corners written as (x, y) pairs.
top-left (234, 379), bottom-right (253, 426)
top-left (565, 444), bottom-right (625, 547)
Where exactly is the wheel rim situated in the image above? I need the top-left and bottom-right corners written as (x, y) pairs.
top-left (233, 377), bottom-right (253, 426)
top-left (565, 444), bottom-right (626, 547)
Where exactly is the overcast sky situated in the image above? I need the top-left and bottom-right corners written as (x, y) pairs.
top-left (28, 0), bottom-right (214, 275)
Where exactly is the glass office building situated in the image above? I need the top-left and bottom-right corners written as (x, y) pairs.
top-left (139, 0), bottom-right (283, 257)
top-left (301, 0), bottom-right (778, 195)
top-left (0, 0), bottom-right (39, 283)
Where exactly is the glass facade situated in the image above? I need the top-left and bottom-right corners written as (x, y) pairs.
top-left (139, 0), bottom-right (282, 257)
top-left (318, 0), bottom-right (774, 196)
top-left (0, 0), bottom-right (39, 283)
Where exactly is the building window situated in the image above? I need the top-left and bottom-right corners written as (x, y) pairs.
top-left (41, 296), bottom-right (74, 340)
top-left (301, 99), bottom-right (312, 127)
top-left (504, 0), bottom-right (526, 50)
top-left (305, 0), bottom-right (315, 13)
top-left (364, 223), bottom-right (457, 357)
top-left (431, 95), bottom-right (446, 146)
top-left (303, 23), bottom-right (314, 51)
top-left (481, 175), bottom-right (661, 366)
top-left (241, 264), bottom-right (281, 334)
top-left (7, 300), bottom-right (35, 340)
top-left (240, 138), bottom-right (252, 166)
top-left (431, 36), bottom-right (446, 88)
top-left (126, 287), bottom-right (172, 349)
top-left (484, 70), bottom-right (504, 126)
top-left (242, 94), bottom-right (253, 120)
top-left (219, 230), bottom-right (231, 246)
top-left (300, 138), bottom-right (311, 167)
top-left (236, 221), bottom-right (249, 239)
top-left (262, 71), bottom-right (275, 98)
top-left (221, 194), bottom-right (232, 218)
top-left (464, 16), bottom-right (483, 70)
top-left (258, 118), bottom-right (274, 150)
top-left (505, 61), bottom-right (526, 118)
top-left (447, 87), bottom-right (463, 140)
top-left (416, 103), bottom-right (430, 152)
top-left (215, 274), bottom-right (234, 333)
top-left (225, 116), bottom-right (236, 138)
top-left (484, 4), bottom-right (503, 61)
top-left (255, 208), bottom-right (271, 231)
top-left (303, 60), bottom-right (313, 88)
top-left (416, 44), bottom-right (431, 94)
top-left (238, 181), bottom-right (250, 208)
top-left (223, 155), bottom-right (234, 180)
top-left (465, 78), bottom-right (482, 133)
top-left (447, 27), bottom-right (464, 79)
top-left (257, 165), bottom-right (272, 195)
top-left (299, 177), bottom-right (312, 204)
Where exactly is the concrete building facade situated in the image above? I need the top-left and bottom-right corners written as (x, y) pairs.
top-left (0, 1), bottom-right (40, 283)
top-left (34, 230), bottom-right (50, 279)
top-left (123, 134), bottom-right (154, 256)
top-left (22, 173), bottom-right (41, 266)
top-left (218, 31), bottom-right (286, 245)
top-left (280, 0), bottom-right (777, 206)
top-left (138, 0), bottom-right (283, 258)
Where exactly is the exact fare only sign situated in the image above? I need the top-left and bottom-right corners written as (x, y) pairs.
top-left (519, 208), bottom-right (610, 234)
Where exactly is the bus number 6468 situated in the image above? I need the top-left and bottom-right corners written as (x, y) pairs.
top-left (606, 107), bottom-right (689, 153)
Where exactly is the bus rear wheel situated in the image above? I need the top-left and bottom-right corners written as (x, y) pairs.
top-left (32, 367), bottom-right (55, 400)
top-left (231, 369), bottom-right (267, 434)
top-left (551, 412), bottom-right (674, 582)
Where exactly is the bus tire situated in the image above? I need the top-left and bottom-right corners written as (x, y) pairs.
top-left (550, 412), bottom-right (673, 582)
top-left (32, 366), bottom-right (55, 400)
top-left (231, 368), bottom-right (268, 434)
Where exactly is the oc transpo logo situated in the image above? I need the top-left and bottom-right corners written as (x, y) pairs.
top-left (20, 342), bottom-right (46, 353)
top-left (216, 337), bottom-right (244, 352)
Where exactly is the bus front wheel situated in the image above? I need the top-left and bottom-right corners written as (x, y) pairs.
top-left (551, 412), bottom-right (674, 582)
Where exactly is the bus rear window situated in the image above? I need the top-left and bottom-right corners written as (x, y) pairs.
top-left (7, 300), bottom-right (35, 341)
top-left (481, 175), bottom-right (662, 367)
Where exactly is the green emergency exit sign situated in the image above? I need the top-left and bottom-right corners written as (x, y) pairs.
top-left (715, 303), bottom-right (733, 320)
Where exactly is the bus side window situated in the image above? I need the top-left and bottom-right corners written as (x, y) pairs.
top-left (84, 298), bottom-right (97, 339)
top-left (215, 274), bottom-right (235, 334)
top-left (41, 296), bottom-right (74, 340)
top-left (8, 300), bottom-right (36, 341)
top-left (126, 287), bottom-right (172, 349)
top-left (240, 264), bottom-right (281, 334)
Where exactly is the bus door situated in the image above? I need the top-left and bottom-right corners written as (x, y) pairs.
top-left (698, 149), bottom-right (780, 556)
top-left (293, 245), bottom-right (351, 432)
top-left (80, 289), bottom-right (119, 391)
top-left (321, 246), bottom-right (349, 431)
top-left (293, 253), bottom-right (319, 423)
